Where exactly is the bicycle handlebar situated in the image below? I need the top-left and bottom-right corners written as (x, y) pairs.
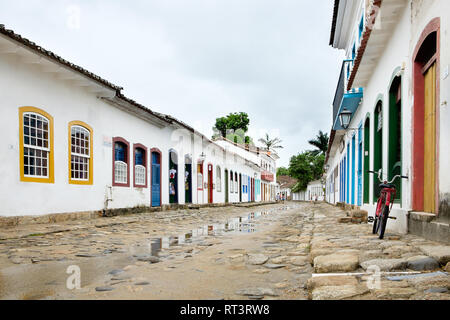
top-left (367, 170), bottom-right (408, 184)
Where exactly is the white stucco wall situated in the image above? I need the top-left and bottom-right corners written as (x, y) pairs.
top-left (327, 0), bottom-right (450, 232)
top-left (0, 47), bottom-right (261, 217)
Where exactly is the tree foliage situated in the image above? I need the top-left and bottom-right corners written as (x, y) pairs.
top-left (258, 133), bottom-right (283, 152)
top-left (308, 130), bottom-right (329, 156)
top-left (288, 130), bottom-right (327, 192)
top-left (289, 152), bottom-right (325, 192)
top-left (276, 167), bottom-right (290, 178)
top-left (212, 112), bottom-right (252, 144)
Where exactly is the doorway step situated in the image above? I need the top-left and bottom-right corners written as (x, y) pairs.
top-left (408, 212), bottom-right (450, 244)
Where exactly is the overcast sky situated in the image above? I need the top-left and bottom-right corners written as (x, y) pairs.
top-left (1, 0), bottom-right (344, 167)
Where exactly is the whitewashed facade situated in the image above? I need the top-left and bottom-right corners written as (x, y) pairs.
top-left (325, 0), bottom-right (450, 238)
top-left (0, 26), bottom-right (274, 218)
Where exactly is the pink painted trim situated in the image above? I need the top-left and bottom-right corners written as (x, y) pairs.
top-left (112, 137), bottom-right (130, 187)
top-left (133, 143), bottom-right (148, 189)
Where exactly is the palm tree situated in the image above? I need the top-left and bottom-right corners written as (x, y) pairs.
top-left (258, 133), bottom-right (283, 153)
top-left (308, 130), bottom-right (329, 156)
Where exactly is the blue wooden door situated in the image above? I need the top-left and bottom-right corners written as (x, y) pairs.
top-left (352, 135), bottom-right (356, 205)
top-left (151, 152), bottom-right (161, 207)
top-left (248, 177), bottom-right (251, 202)
top-left (357, 126), bottom-right (363, 206)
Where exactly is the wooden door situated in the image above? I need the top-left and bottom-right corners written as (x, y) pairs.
top-left (424, 63), bottom-right (436, 213)
top-left (185, 162), bottom-right (192, 204)
top-left (151, 152), bottom-right (161, 207)
top-left (208, 164), bottom-right (213, 204)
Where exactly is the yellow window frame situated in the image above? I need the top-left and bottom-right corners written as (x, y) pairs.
top-left (68, 121), bottom-right (93, 185)
top-left (19, 106), bottom-right (55, 184)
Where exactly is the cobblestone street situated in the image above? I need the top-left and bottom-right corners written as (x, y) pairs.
top-left (0, 202), bottom-right (449, 300)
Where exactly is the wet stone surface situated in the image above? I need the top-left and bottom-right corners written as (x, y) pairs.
top-left (0, 202), bottom-right (448, 300)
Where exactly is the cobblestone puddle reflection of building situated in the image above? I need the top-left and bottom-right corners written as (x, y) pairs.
top-left (141, 205), bottom-right (300, 258)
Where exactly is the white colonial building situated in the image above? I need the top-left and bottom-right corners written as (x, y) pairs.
top-left (214, 137), bottom-right (280, 202)
top-left (325, 0), bottom-right (450, 242)
top-left (0, 25), bottom-right (277, 218)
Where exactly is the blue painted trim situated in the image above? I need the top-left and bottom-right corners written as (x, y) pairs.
top-left (351, 136), bottom-right (356, 205)
top-left (333, 90), bottom-right (364, 131)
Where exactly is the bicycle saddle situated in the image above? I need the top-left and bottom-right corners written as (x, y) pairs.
top-left (379, 183), bottom-right (396, 189)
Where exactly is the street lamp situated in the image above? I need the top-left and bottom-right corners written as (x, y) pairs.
top-left (339, 108), bottom-right (352, 130)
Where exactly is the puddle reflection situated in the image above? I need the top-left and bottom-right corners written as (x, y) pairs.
top-left (146, 205), bottom-right (300, 257)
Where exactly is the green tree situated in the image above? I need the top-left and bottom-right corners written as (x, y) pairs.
top-left (212, 112), bottom-right (252, 144)
top-left (288, 151), bottom-right (325, 192)
top-left (258, 133), bottom-right (283, 152)
top-left (276, 167), bottom-right (290, 177)
top-left (308, 130), bottom-right (329, 156)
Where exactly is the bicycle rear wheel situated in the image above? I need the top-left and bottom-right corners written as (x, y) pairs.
top-left (378, 205), bottom-right (389, 239)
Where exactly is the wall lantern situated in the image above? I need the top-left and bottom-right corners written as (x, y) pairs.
top-left (339, 108), bottom-right (353, 130)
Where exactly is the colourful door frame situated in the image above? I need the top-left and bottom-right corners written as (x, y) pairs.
top-left (351, 135), bottom-right (356, 205)
top-left (248, 176), bottom-right (251, 202)
top-left (346, 144), bottom-right (350, 204)
top-left (388, 73), bottom-right (403, 205)
top-left (363, 115), bottom-right (370, 204)
top-left (184, 155), bottom-right (192, 204)
top-left (197, 161), bottom-right (204, 204)
top-left (151, 149), bottom-right (162, 207)
top-left (357, 124), bottom-right (363, 206)
top-left (207, 163), bottom-right (213, 204)
top-left (239, 173), bottom-right (242, 202)
top-left (224, 169), bottom-right (229, 203)
top-left (412, 18), bottom-right (440, 214)
top-left (251, 178), bottom-right (254, 202)
top-left (169, 150), bottom-right (178, 204)
top-left (373, 100), bottom-right (383, 202)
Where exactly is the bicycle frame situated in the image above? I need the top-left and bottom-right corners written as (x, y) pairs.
top-left (375, 187), bottom-right (396, 217)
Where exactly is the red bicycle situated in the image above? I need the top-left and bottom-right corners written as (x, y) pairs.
top-left (367, 169), bottom-right (408, 239)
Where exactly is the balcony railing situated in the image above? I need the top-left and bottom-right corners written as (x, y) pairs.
top-left (261, 171), bottom-right (274, 182)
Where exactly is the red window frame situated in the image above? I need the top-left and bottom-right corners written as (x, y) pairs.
top-left (112, 137), bottom-right (130, 187)
top-left (133, 143), bottom-right (148, 188)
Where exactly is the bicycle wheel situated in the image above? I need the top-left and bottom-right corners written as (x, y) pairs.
top-left (372, 198), bottom-right (383, 234)
top-left (378, 205), bottom-right (389, 239)
top-left (372, 214), bottom-right (378, 234)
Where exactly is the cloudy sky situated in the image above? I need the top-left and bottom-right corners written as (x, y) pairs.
top-left (1, 0), bottom-right (344, 167)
